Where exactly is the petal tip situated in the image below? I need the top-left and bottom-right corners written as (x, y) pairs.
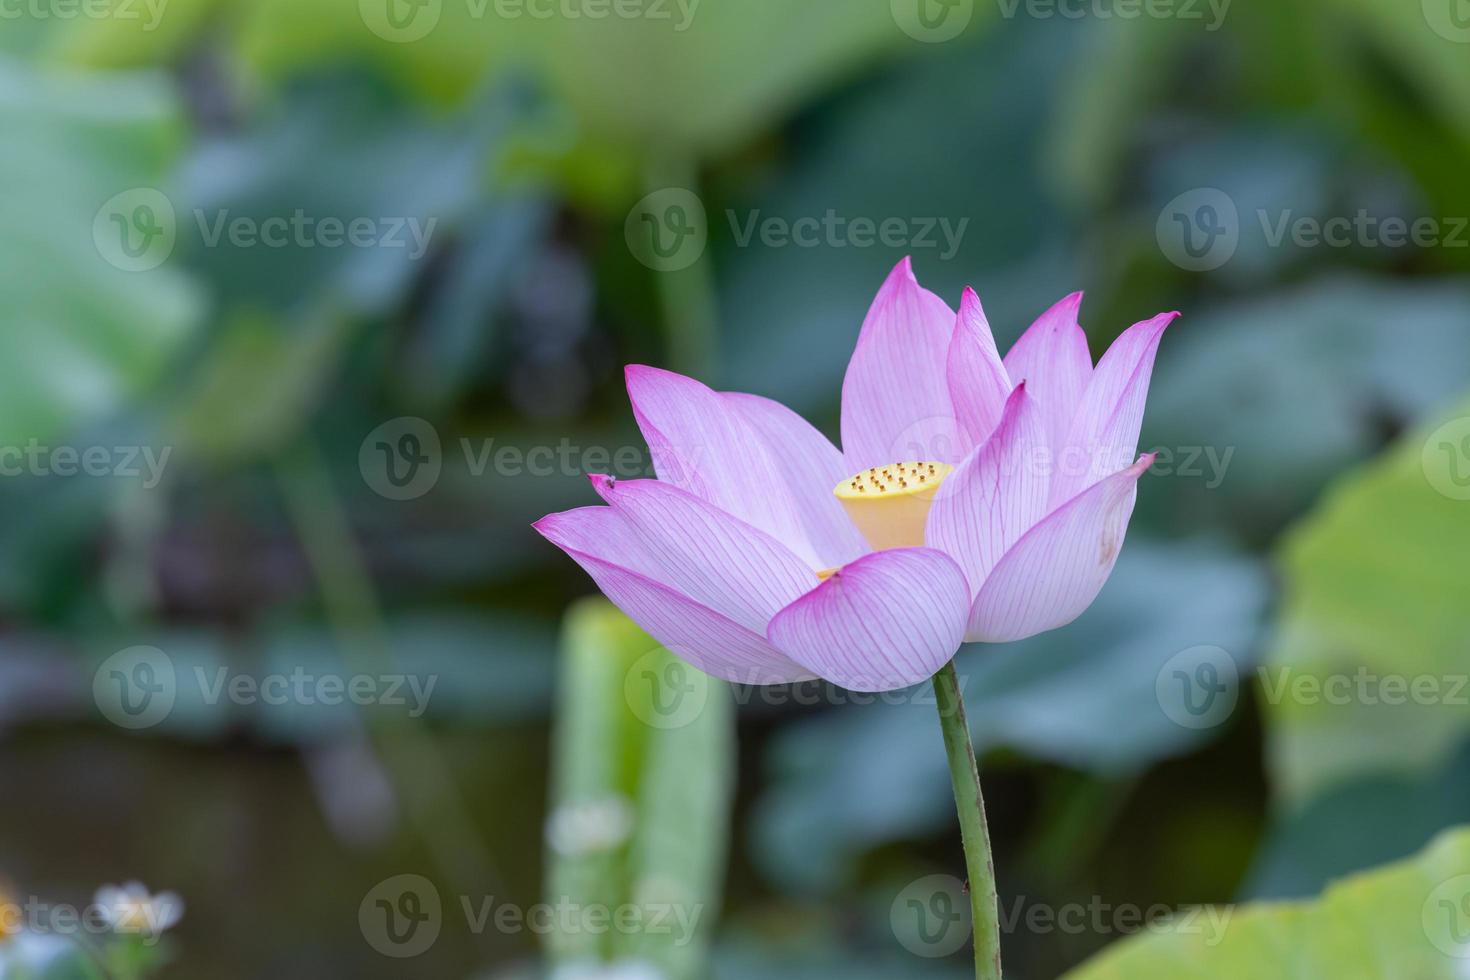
top-left (624, 363), bottom-right (660, 386)
top-left (881, 255), bottom-right (919, 293)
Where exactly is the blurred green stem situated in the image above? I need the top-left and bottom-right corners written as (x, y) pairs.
top-left (647, 154), bottom-right (718, 378)
top-left (933, 659), bottom-right (1002, 980)
top-left (276, 442), bottom-right (500, 930)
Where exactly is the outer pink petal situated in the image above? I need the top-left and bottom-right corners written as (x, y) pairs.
top-left (966, 455), bottom-right (1154, 643)
top-left (626, 365), bottom-right (823, 568)
top-left (589, 474), bottom-right (815, 633)
top-left (722, 392), bottom-right (869, 569)
top-left (1002, 292), bottom-right (1092, 455)
top-left (946, 287), bottom-right (1014, 448)
top-left (766, 548), bottom-right (970, 692)
top-left (840, 257), bottom-right (964, 471)
top-left (1050, 311), bottom-right (1177, 505)
top-left (533, 507), bottom-right (812, 684)
top-left (926, 384), bottom-right (1050, 600)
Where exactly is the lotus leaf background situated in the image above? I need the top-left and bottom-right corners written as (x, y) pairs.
top-left (3, 1), bottom-right (1470, 977)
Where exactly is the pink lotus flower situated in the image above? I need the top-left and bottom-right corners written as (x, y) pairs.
top-left (535, 258), bottom-right (1176, 692)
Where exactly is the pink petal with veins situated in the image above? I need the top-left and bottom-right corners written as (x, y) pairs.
top-left (768, 548), bottom-right (970, 692)
top-left (841, 257), bottom-right (964, 470)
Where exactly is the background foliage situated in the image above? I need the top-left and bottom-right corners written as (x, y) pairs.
top-left (3, 0), bottom-right (1470, 977)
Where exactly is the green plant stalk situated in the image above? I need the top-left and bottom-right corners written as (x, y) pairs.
top-left (646, 153), bottom-right (717, 379)
top-left (933, 659), bottom-right (1002, 979)
top-left (275, 441), bottom-right (501, 950)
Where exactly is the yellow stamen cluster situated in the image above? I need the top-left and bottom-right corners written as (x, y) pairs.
top-left (837, 461), bottom-right (944, 497)
top-left (834, 461), bottom-right (953, 551)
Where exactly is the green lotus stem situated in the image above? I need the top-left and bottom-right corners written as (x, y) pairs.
top-left (932, 659), bottom-right (1002, 980)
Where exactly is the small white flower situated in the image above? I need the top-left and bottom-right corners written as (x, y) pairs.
top-left (545, 797), bottom-right (635, 857)
top-left (548, 959), bottom-right (666, 980)
top-left (93, 882), bottom-right (184, 936)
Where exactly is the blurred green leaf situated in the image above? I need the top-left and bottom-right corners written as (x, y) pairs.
top-left (547, 598), bottom-right (732, 978)
top-left (68, 613), bottom-right (557, 741)
top-left (1263, 395), bottom-right (1470, 807)
top-left (172, 313), bottom-right (352, 462)
top-left (1063, 826), bottom-right (1470, 979)
top-left (234, 0), bottom-right (912, 160)
top-left (719, 22), bottom-right (1085, 409)
top-left (1318, 0), bottom-right (1470, 141)
top-left (1143, 279), bottom-right (1470, 536)
top-left (175, 76), bottom-right (505, 317)
top-left (0, 59), bottom-right (203, 448)
top-left (716, 944), bottom-right (972, 980)
top-left (1245, 740), bottom-right (1470, 900)
top-left (45, 0), bottom-right (218, 67)
top-left (404, 196), bottom-right (554, 405)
